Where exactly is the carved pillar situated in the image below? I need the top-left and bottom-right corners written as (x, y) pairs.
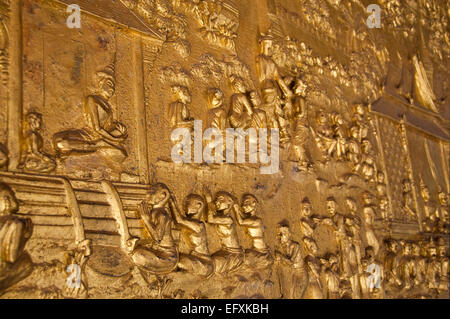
top-left (133, 36), bottom-right (150, 184)
top-left (7, 0), bottom-right (22, 171)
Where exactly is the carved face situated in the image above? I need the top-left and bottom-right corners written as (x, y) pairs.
top-left (147, 186), bottom-right (169, 206)
top-left (242, 195), bottom-right (257, 215)
top-left (305, 239), bottom-right (318, 254)
top-left (421, 186), bottom-right (430, 201)
top-left (377, 172), bottom-right (385, 183)
top-left (215, 194), bottom-right (233, 213)
top-left (428, 246), bottom-right (437, 258)
top-left (277, 226), bottom-right (290, 244)
top-left (438, 245), bottom-right (447, 257)
top-left (261, 40), bottom-right (273, 56)
top-left (327, 200), bottom-right (336, 215)
top-left (28, 114), bottom-right (42, 131)
top-left (232, 78), bottom-right (246, 93)
top-left (186, 198), bottom-right (203, 219)
top-left (438, 192), bottom-right (448, 206)
top-left (301, 202), bottom-right (312, 217)
top-left (100, 78), bottom-right (115, 99)
top-left (412, 244), bottom-right (420, 256)
top-left (210, 90), bottom-right (223, 108)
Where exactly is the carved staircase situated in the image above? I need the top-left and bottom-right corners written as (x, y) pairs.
top-left (0, 172), bottom-right (152, 247)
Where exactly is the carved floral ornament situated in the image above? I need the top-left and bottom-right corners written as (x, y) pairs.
top-left (0, 0), bottom-right (448, 299)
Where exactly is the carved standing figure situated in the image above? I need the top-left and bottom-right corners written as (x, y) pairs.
top-left (302, 237), bottom-right (324, 299)
top-left (289, 79), bottom-right (312, 171)
top-left (361, 193), bottom-right (380, 255)
top-left (274, 222), bottom-right (308, 299)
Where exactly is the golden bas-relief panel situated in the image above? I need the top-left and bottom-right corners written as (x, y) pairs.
top-left (0, 0), bottom-right (448, 299)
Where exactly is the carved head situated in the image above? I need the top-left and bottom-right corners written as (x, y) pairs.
top-left (419, 180), bottom-right (430, 202)
top-left (230, 75), bottom-right (246, 94)
top-left (345, 197), bottom-right (357, 212)
top-left (241, 194), bottom-right (258, 216)
top-left (365, 246), bottom-right (376, 261)
top-left (412, 242), bottom-right (421, 257)
top-left (208, 88), bottom-right (224, 109)
top-left (362, 192), bottom-right (372, 205)
top-left (249, 91), bottom-right (262, 107)
top-left (317, 111), bottom-right (329, 125)
top-left (326, 197), bottom-right (337, 216)
top-left (26, 112), bottom-right (42, 131)
top-left (259, 34), bottom-right (274, 56)
top-left (438, 190), bottom-right (448, 206)
top-left (377, 172), bottom-right (385, 183)
top-left (301, 197), bottom-right (312, 217)
top-left (185, 194), bottom-right (205, 220)
top-left (0, 183), bottom-right (19, 216)
top-left (303, 237), bottom-right (318, 255)
top-left (172, 85), bottom-right (191, 104)
top-left (349, 125), bottom-right (360, 139)
top-left (146, 183), bottom-right (171, 207)
top-left (402, 179), bottom-right (411, 193)
top-left (97, 63), bottom-right (116, 99)
top-left (293, 78), bottom-right (307, 97)
top-left (361, 139), bottom-right (372, 154)
top-left (214, 191), bottom-right (234, 214)
top-left (276, 222), bottom-right (291, 244)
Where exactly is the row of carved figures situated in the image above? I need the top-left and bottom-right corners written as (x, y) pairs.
top-left (166, 34), bottom-right (380, 178)
top-left (1, 180), bottom-right (448, 298)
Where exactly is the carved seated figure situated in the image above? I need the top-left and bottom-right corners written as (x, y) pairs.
top-left (234, 194), bottom-right (273, 270)
top-left (205, 191), bottom-right (244, 275)
top-left (19, 112), bottom-right (56, 173)
top-left (53, 62), bottom-right (128, 164)
top-left (169, 194), bottom-right (214, 277)
top-left (0, 183), bottom-right (33, 291)
top-left (126, 184), bottom-right (178, 275)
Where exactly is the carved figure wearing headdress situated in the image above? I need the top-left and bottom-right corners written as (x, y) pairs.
top-left (53, 61), bottom-right (128, 163)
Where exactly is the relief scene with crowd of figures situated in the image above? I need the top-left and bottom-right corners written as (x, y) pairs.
top-left (0, 0), bottom-right (448, 299)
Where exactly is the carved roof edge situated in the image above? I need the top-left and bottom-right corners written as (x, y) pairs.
top-left (54, 0), bottom-right (165, 44)
top-left (371, 95), bottom-right (450, 143)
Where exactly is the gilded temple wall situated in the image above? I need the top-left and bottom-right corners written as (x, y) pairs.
top-left (0, 0), bottom-right (448, 299)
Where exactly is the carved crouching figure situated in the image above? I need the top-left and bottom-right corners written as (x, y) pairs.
top-left (169, 194), bottom-right (214, 277)
top-left (0, 183), bottom-right (33, 291)
top-left (126, 184), bottom-right (178, 275)
top-left (206, 191), bottom-right (244, 275)
top-left (235, 194), bottom-right (273, 270)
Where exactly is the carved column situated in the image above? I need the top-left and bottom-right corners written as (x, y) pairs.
top-left (7, 0), bottom-right (22, 171)
top-left (133, 36), bottom-right (150, 184)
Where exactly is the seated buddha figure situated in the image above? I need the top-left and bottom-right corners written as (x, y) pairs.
top-left (53, 62), bottom-right (128, 164)
top-left (0, 183), bottom-right (33, 291)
